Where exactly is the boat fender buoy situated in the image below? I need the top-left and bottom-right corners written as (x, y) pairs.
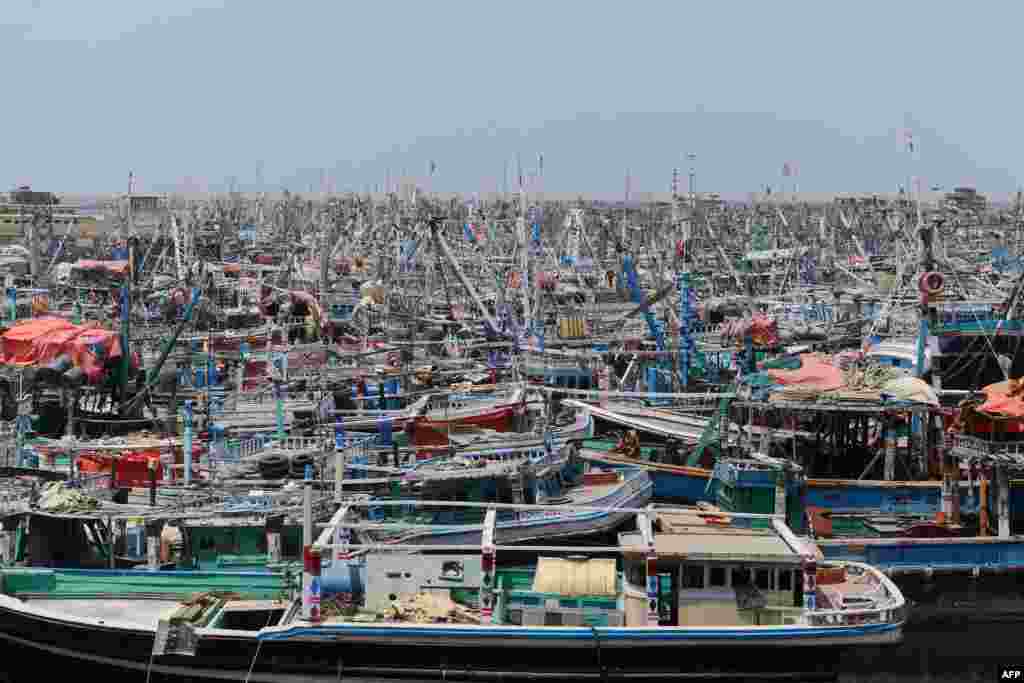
top-left (918, 271), bottom-right (944, 297)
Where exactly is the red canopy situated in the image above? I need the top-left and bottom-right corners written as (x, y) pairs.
top-left (1, 318), bottom-right (127, 382)
top-left (73, 260), bottom-right (130, 278)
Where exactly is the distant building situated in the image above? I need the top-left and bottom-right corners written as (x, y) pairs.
top-left (943, 187), bottom-right (987, 212)
top-left (8, 186), bottom-right (58, 205)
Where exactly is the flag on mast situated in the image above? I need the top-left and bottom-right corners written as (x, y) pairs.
top-left (429, 160), bottom-right (437, 176)
top-left (538, 153), bottom-right (544, 176)
top-left (782, 162), bottom-right (791, 177)
top-left (904, 129), bottom-right (915, 153)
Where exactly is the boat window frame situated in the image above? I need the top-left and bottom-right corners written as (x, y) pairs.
top-left (755, 567), bottom-right (772, 591)
top-left (681, 563), bottom-right (706, 590)
top-left (625, 558), bottom-right (646, 587)
top-left (708, 565), bottom-right (727, 588)
top-left (730, 566), bottom-right (750, 588)
top-left (777, 568), bottom-right (793, 591)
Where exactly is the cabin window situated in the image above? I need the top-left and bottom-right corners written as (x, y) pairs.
top-left (755, 568), bottom-right (772, 590)
top-left (731, 568), bottom-right (749, 587)
top-left (709, 566), bottom-right (727, 587)
top-left (682, 564), bottom-right (705, 589)
top-left (777, 569), bottom-right (792, 591)
top-left (626, 561), bottom-right (646, 587)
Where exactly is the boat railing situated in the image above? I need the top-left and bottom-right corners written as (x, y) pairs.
top-left (69, 471), bottom-right (112, 492)
top-left (225, 434), bottom-right (330, 461)
top-left (314, 499), bottom-right (784, 557)
top-left (804, 561), bottom-right (907, 628)
top-left (949, 433), bottom-right (1024, 463)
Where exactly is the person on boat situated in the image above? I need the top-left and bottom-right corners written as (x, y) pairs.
top-left (616, 430), bottom-right (641, 459)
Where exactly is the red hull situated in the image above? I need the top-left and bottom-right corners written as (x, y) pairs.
top-left (408, 406), bottom-right (518, 448)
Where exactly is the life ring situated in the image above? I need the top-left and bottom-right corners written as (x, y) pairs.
top-left (918, 271), bottom-right (944, 297)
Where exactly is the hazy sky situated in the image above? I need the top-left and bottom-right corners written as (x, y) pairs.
top-left (3, 1), bottom-right (1020, 196)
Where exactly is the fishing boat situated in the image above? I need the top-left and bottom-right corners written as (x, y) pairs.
top-left (357, 429), bottom-right (650, 547)
top-left (0, 499), bottom-right (905, 681)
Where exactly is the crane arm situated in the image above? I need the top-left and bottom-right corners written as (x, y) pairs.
top-left (430, 219), bottom-right (503, 337)
top-left (622, 255), bottom-right (665, 351)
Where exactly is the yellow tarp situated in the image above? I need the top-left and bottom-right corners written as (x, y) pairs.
top-left (532, 557), bottom-right (617, 597)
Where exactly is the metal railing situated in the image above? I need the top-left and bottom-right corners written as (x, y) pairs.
top-left (949, 434), bottom-right (1024, 465)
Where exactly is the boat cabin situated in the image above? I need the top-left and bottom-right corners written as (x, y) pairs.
top-left (620, 510), bottom-right (810, 627)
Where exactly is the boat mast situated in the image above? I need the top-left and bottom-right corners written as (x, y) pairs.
top-left (518, 157), bottom-right (531, 345)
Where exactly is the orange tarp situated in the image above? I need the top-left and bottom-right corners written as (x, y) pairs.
top-left (1, 318), bottom-right (125, 382)
top-left (976, 379), bottom-right (1024, 419)
top-left (1, 318), bottom-right (76, 364)
top-left (74, 260), bottom-right (130, 277)
top-left (766, 353), bottom-right (844, 392)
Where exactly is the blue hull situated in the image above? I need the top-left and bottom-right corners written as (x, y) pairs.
top-left (582, 449), bottom-right (992, 516)
top-left (820, 537), bottom-right (1024, 574)
top-left (649, 468), bottom-right (717, 502)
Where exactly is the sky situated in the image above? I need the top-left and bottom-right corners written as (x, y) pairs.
top-left (3, 0), bottom-right (1021, 198)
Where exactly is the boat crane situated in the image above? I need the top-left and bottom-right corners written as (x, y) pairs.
top-left (428, 216), bottom-right (504, 338)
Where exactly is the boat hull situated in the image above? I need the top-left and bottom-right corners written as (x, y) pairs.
top-left (377, 471), bottom-right (655, 547)
top-left (0, 595), bottom-right (900, 681)
top-left (580, 449), bottom-right (981, 516)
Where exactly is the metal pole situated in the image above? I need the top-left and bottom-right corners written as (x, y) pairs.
top-left (274, 378), bottom-right (285, 440)
top-left (303, 464), bottom-right (313, 546)
top-left (183, 399), bottom-right (193, 486)
top-left (119, 283), bottom-right (131, 415)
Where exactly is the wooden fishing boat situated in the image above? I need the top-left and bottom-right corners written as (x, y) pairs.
top-left (0, 501), bottom-right (905, 681)
top-left (579, 441), bottom-right (979, 517)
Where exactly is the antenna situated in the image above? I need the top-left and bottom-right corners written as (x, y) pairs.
top-left (687, 152), bottom-right (696, 210)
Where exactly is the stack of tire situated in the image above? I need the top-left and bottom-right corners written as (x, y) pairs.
top-left (257, 453), bottom-right (289, 479)
top-left (290, 452), bottom-right (316, 478)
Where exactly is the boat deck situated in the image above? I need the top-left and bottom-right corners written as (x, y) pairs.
top-left (561, 477), bottom-right (634, 505)
top-left (26, 597), bottom-right (179, 629)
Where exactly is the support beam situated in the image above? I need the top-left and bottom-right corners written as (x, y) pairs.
top-left (998, 464), bottom-right (1011, 539)
top-left (266, 514), bottom-right (284, 564)
top-left (430, 221), bottom-right (502, 336)
top-left (182, 400), bottom-right (193, 486)
top-left (774, 468), bottom-right (786, 518)
top-left (303, 464), bottom-right (313, 547)
top-left (883, 417), bottom-right (896, 481)
top-left (146, 520), bottom-right (163, 571)
top-left (637, 510), bottom-right (659, 626)
top-left (480, 507), bottom-right (497, 624)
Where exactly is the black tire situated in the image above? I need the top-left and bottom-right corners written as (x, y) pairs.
top-left (259, 453), bottom-right (288, 469)
top-left (289, 453), bottom-right (315, 476)
top-left (259, 464), bottom-right (290, 479)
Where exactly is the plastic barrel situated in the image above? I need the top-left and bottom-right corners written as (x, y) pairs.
top-left (320, 558), bottom-right (365, 596)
